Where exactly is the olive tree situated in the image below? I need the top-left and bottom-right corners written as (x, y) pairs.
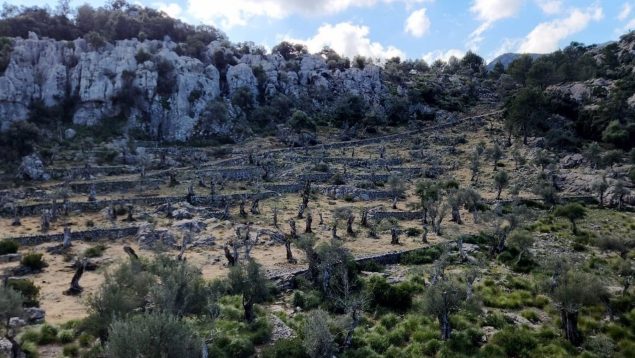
top-left (0, 285), bottom-right (23, 331)
top-left (554, 203), bottom-right (586, 235)
top-left (547, 270), bottom-right (605, 346)
top-left (493, 170), bottom-right (509, 200)
top-left (422, 278), bottom-right (466, 340)
top-left (228, 259), bottom-right (270, 322)
top-left (303, 309), bottom-right (335, 358)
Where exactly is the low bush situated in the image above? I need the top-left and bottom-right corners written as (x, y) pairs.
top-left (84, 244), bottom-right (107, 258)
top-left (8, 279), bottom-right (39, 307)
top-left (487, 327), bottom-right (538, 358)
top-left (0, 239), bottom-right (18, 255)
top-left (357, 260), bottom-right (385, 272)
top-left (21, 253), bottom-right (47, 271)
top-left (262, 338), bottom-right (309, 358)
top-left (405, 227), bottom-right (422, 237)
top-left (38, 324), bottom-right (59, 345)
top-left (57, 329), bottom-right (75, 344)
top-left (292, 291), bottom-right (321, 310)
top-left (400, 246), bottom-right (442, 265)
top-left (62, 343), bottom-right (79, 357)
top-left (366, 276), bottom-right (414, 311)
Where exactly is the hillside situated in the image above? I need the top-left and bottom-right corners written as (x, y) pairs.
top-left (0, 3), bottom-right (634, 358)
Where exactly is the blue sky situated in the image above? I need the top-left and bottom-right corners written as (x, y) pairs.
top-left (10, 0), bottom-right (635, 62)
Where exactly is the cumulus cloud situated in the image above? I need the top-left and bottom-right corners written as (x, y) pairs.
top-left (618, 3), bottom-right (632, 21)
top-left (422, 48), bottom-right (464, 64)
top-left (186, 0), bottom-right (430, 28)
top-left (468, 0), bottom-right (523, 49)
top-left (404, 8), bottom-right (431, 37)
top-left (535, 0), bottom-right (563, 15)
top-left (154, 2), bottom-right (183, 18)
top-left (285, 22), bottom-right (405, 60)
top-left (518, 5), bottom-right (604, 53)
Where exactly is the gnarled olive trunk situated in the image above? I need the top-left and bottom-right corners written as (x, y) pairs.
top-left (438, 313), bottom-right (452, 341)
top-left (560, 309), bottom-right (581, 346)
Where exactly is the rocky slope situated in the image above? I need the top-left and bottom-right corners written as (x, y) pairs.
top-left (0, 32), bottom-right (392, 141)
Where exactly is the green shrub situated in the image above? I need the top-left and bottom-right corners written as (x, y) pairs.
top-left (399, 246), bottom-right (442, 265)
top-left (78, 332), bottom-right (93, 348)
top-left (57, 329), bottom-right (75, 344)
top-left (380, 313), bottom-right (399, 329)
top-left (330, 174), bottom-right (346, 185)
top-left (488, 327), bottom-right (537, 358)
top-left (249, 317), bottom-right (271, 345)
top-left (262, 338), bottom-right (309, 358)
top-left (19, 329), bottom-right (40, 345)
top-left (0, 239), bottom-right (18, 255)
top-left (106, 312), bottom-right (201, 357)
top-left (292, 290), bottom-right (321, 310)
top-left (63, 343), bottom-right (79, 357)
top-left (357, 260), bottom-right (385, 272)
top-left (8, 279), bottom-right (39, 307)
top-left (83, 244), bottom-right (107, 258)
top-left (20, 341), bottom-right (38, 358)
top-left (405, 227), bottom-right (422, 237)
top-left (38, 324), bottom-right (59, 345)
top-left (366, 276), bottom-right (414, 311)
top-left (21, 253), bottom-right (46, 271)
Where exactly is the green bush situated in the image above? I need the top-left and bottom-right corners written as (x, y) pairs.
top-left (38, 324), bottom-right (59, 345)
top-left (83, 244), bottom-right (107, 258)
top-left (488, 327), bottom-right (538, 358)
top-left (366, 276), bottom-right (414, 311)
top-left (106, 312), bottom-right (201, 357)
top-left (0, 239), bottom-right (18, 255)
top-left (292, 291), bottom-right (321, 310)
top-left (21, 253), bottom-right (47, 271)
top-left (20, 341), bottom-right (39, 358)
top-left (78, 332), bottom-right (93, 348)
top-left (57, 329), bottom-right (75, 344)
top-left (400, 246), bottom-right (442, 265)
top-left (8, 279), bottom-right (39, 307)
top-left (262, 338), bottom-right (309, 358)
top-left (357, 260), bottom-right (385, 273)
top-left (248, 317), bottom-right (272, 345)
top-left (405, 227), bottom-right (422, 237)
top-left (19, 329), bottom-right (40, 345)
top-left (63, 343), bottom-right (79, 357)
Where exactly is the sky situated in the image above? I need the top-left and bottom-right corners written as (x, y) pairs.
top-left (9, 0), bottom-right (635, 63)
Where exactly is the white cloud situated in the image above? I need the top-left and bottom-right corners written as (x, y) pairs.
top-left (468, 0), bottom-right (524, 50)
top-left (404, 8), bottom-right (431, 37)
top-left (624, 18), bottom-right (635, 31)
top-left (286, 22), bottom-right (405, 60)
top-left (518, 5), bottom-right (604, 53)
top-left (186, 0), bottom-right (431, 28)
top-left (471, 0), bottom-right (524, 22)
top-left (618, 3), bottom-right (632, 21)
top-left (154, 2), bottom-right (183, 18)
top-left (535, 0), bottom-right (562, 15)
top-left (422, 48), bottom-right (464, 64)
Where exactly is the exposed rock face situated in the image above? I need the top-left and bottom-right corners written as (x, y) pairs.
top-left (18, 154), bottom-right (50, 181)
top-left (1, 35), bottom-right (221, 141)
top-left (136, 224), bottom-right (177, 249)
top-left (0, 33), bottom-right (395, 141)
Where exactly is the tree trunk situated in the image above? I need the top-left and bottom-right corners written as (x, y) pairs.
top-left (560, 309), bottom-right (581, 346)
top-left (285, 240), bottom-right (296, 264)
top-left (570, 219), bottom-right (578, 235)
top-left (243, 297), bottom-right (255, 323)
top-left (439, 313), bottom-right (452, 340)
top-left (496, 187), bottom-right (502, 200)
top-left (451, 206), bottom-right (462, 224)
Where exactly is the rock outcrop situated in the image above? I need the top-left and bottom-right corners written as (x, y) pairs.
top-left (0, 33), bottom-right (393, 141)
